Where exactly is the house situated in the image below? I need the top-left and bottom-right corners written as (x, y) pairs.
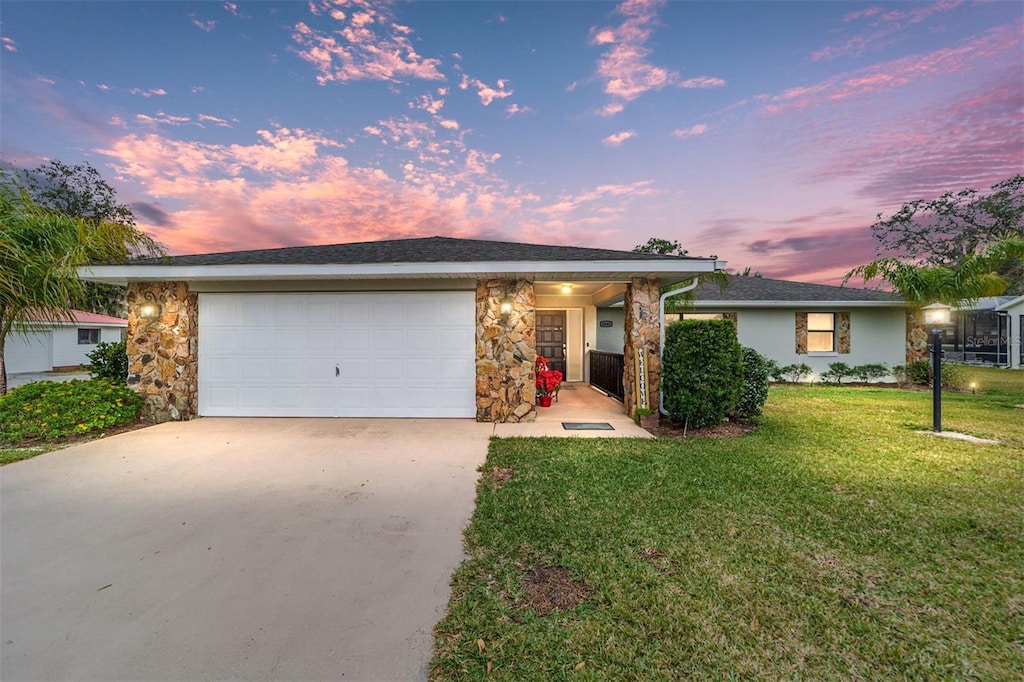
top-left (942, 297), bottom-right (1016, 367)
top-left (4, 310), bottom-right (128, 374)
top-left (994, 295), bottom-right (1024, 369)
top-left (596, 275), bottom-right (913, 381)
top-left (78, 237), bottom-right (723, 422)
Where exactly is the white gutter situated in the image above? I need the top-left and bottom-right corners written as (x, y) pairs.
top-left (658, 277), bottom-right (700, 416)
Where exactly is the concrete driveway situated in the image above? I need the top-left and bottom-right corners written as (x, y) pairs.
top-left (1, 418), bottom-right (491, 681)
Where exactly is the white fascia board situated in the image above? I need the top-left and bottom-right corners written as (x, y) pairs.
top-left (688, 300), bottom-right (906, 308)
top-left (78, 258), bottom-right (722, 283)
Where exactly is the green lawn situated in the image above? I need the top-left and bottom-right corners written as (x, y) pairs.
top-left (0, 445), bottom-right (60, 465)
top-left (433, 384), bottom-right (1024, 680)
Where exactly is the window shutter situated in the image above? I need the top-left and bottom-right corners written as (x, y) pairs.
top-left (795, 312), bottom-right (808, 354)
top-left (838, 312), bottom-right (851, 353)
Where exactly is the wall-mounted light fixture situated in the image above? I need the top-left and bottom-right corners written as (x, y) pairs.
top-left (139, 291), bottom-right (162, 320)
top-left (499, 297), bottom-right (514, 322)
top-left (560, 284), bottom-right (573, 295)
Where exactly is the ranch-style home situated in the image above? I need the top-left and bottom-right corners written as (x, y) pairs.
top-left (595, 275), bottom-right (919, 383)
top-left (79, 236), bottom-right (726, 423)
top-left (4, 310), bottom-right (127, 374)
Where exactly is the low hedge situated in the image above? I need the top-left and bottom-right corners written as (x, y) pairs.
top-left (0, 379), bottom-right (142, 444)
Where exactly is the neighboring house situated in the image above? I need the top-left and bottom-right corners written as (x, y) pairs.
top-left (4, 310), bottom-right (128, 373)
top-left (994, 295), bottom-right (1024, 369)
top-left (942, 297), bottom-right (1016, 367)
top-left (78, 237), bottom-right (722, 422)
top-left (597, 275), bottom-right (910, 381)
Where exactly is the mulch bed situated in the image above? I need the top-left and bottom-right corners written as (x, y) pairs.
top-left (646, 416), bottom-right (757, 439)
top-left (522, 566), bottom-right (591, 616)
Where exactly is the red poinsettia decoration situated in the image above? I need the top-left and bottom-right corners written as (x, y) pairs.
top-left (535, 355), bottom-right (563, 397)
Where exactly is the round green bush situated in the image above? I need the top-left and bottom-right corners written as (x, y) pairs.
top-left (86, 340), bottom-right (128, 384)
top-left (0, 379), bottom-right (142, 444)
top-left (733, 347), bottom-right (770, 418)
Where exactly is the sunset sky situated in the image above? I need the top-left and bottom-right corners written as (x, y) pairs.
top-left (2, 0), bottom-right (1021, 283)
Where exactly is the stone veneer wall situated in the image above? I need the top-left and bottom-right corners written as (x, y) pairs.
top-left (837, 312), bottom-right (851, 354)
top-left (126, 281), bottom-right (198, 422)
top-left (476, 278), bottom-right (536, 422)
top-left (623, 277), bottom-right (661, 418)
top-left (906, 309), bottom-right (928, 364)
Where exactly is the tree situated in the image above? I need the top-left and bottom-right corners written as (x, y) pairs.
top-left (632, 237), bottom-right (727, 312)
top-left (872, 175), bottom-right (1024, 293)
top-left (7, 161), bottom-right (140, 315)
top-left (844, 233), bottom-right (1024, 307)
top-left (0, 180), bottom-right (163, 394)
top-left (633, 237), bottom-right (688, 256)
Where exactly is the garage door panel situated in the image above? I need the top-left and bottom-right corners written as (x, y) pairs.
top-left (200, 291), bottom-right (475, 418)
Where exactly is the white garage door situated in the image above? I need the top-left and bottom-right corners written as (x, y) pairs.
top-left (198, 292), bottom-right (476, 418)
top-left (5, 331), bottom-right (53, 373)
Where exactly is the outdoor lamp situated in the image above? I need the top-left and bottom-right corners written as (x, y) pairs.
top-left (499, 297), bottom-right (513, 321)
top-left (922, 302), bottom-right (952, 433)
top-left (922, 302), bottom-right (952, 327)
top-left (139, 291), bottom-right (162, 320)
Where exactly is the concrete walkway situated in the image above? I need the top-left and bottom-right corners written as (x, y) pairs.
top-left (493, 382), bottom-right (653, 438)
top-left (1, 418), bottom-right (491, 681)
top-left (7, 370), bottom-right (92, 388)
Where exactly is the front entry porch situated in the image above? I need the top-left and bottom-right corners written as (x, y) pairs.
top-left (491, 382), bottom-right (653, 438)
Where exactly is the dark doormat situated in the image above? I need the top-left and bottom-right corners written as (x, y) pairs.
top-left (562, 422), bottom-right (614, 431)
top-left (559, 384), bottom-right (576, 390)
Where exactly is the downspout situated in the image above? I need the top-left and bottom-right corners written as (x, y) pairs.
top-left (658, 277), bottom-right (700, 416)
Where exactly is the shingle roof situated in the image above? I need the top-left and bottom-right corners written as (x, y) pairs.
top-left (122, 236), bottom-right (712, 266)
top-left (695, 275), bottom-right (903, 303)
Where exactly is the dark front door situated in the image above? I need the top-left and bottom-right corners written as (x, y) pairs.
top-left (537, 310), bottom-right (566, 377)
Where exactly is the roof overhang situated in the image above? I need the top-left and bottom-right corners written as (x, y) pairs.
top-left (688, 299), bottom-right (906, 309)
top-left (78, 259), bottom-right (726, 286)
top-left (994, 294), bottom-right (1024, 311)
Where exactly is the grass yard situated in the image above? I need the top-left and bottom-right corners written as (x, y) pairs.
top-left (0, 445), bottom-right (59, 465)
top-left (433, 383), bottom-right (1024, 680)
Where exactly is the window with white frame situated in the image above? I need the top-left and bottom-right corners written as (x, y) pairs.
top-left (806, 313), bottom-right (836, 352)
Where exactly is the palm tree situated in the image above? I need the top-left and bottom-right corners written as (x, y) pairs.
top-left (843, 233), bottom-right (1024, 307)
top-left (0, 182), bottom-right (163, 394)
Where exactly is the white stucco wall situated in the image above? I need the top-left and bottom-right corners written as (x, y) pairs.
top-left (716, 307), bottom-right (906, 380)
top-left (51, 326), bottom-right (125, 368)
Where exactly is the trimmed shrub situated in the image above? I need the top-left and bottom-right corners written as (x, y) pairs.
top-left (940, 362), bottom-right (967, 390)
top-left (765, 358), bottom-right (785, 383)
top-left (0, 379), bottom-right (141, 444)
top-left (662, 319), bottom-right (743, 428)
top-left (86, 340), bottom-right (128, 384)
top-left (732, 346), bottom-right (770, 418)
top-left (852, 363), bottom-right (890, 382)
top-left (821, 362), bottom-right (854, 385)
top-left (780, 363), bottom-right (813, 383)
top-left (906, 360), bottom-right (932, 386)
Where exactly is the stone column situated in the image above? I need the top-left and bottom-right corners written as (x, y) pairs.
top-left (126, 282), bottom-right (198, 422)
top-left (475, 278), bottom-right (536, 422)
top-left (906, 309), bottom-right (928, 364)
top-left (623, 277), bottom-right (661, 419)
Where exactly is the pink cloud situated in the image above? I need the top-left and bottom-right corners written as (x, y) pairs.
top-left (814, 0), bottom-right (965, 61)
top-left (672, 124), bottom-right (707, 139)
top-left (505, 103), bottom-right (533, 117)
top-left (2, 36), bottom-right (16, 52)
top-left (766, 24), bottom-right (1020, 115)
top-left (602, 130), bottom-right (636, 146)
top-left (188, 13), bottom-right (216, 32)
top-left (681, 76), bottom-right (726, 89)
top-left (197, 113), bottom-right (232, 128)
top-left (291, 2), bottom-right (444, 84)
top-left (459, 74), bottom-right (513, 106)
top-left (128, 87), bottom-right (168, 98)
top-left (590, 0), bottom-right (676, 109)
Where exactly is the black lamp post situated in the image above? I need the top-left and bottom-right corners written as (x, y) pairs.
top-left (922, 302), bottom-right (952, 433)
